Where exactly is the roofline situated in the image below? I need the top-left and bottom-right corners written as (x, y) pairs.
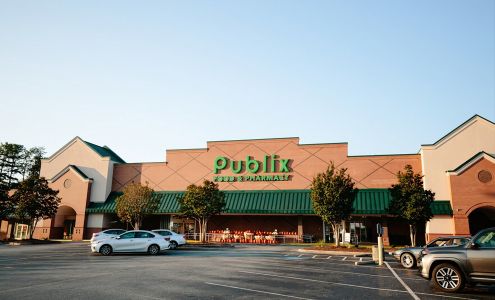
top-left (421, 114), bottom-right (495, 147)
top-left (42, 136), bottom-right (82, 162)
top-left (300, 142), bottom-right (348, 146)
top-left (48, 165), bottom-right (93, 183)
top-left (82, 140), bottom-right (126, 163)
top-left (446, 151), bottom-right (495, 175)
top-left (207, 137), bottom-right (300, 143)
top-left (167, 148), bottom-right (208, 152)
top-left (348, 153), bottom-right (419, 158)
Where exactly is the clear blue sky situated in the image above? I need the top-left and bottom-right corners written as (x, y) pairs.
top-left (1, 1), bottom-right (494, 162)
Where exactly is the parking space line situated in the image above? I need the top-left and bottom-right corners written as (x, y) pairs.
top-left (239, 270), bottom-right (409, 294)
top-left (312, 255), bottom-right (317, 258)
top-left (238, 263), bottom-right (424, 280)
top-left (326, 256), bottom-right (331, 259)
top-left (205, 282), bottom-right (314, 300)
top-left (384, 262), bottom-right (420, 300)
top-left (341, 257), bottom-right (347, 261)
top-left (297, 254), bottom-right (303, 257)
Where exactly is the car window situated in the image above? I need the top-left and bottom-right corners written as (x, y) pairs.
top-left (120, 232), bottom-right (135, 239)
top-left (136, 232), bottom-right (155, 238)
top-left (474, 230), bottom-right (495, 249)
top-left (429, 239), bottom-right (448, 247)
top-left (106, 230), bottom-right (124, 235)
top-left (452, 238), bottom-right (468, 246)
top-left (155, 230), bottom-right (172, 236)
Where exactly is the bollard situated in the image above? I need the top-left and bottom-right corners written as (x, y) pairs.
top-left (378, 236), bottom-right (384, 266)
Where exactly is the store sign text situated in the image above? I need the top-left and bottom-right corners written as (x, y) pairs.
top-left (212, 154), bottom-right (293, 182)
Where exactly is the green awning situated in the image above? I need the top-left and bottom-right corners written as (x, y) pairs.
top-left (86, 189), bottom-right (453, 216)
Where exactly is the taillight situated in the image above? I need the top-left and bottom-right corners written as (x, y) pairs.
top-left (93, 233), bottom-right (99, 237)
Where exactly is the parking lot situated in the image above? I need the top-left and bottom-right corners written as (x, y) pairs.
top-left (0, 243), bottom-right (493, 299)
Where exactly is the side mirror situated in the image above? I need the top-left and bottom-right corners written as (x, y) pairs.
top-left (469, 242), bottom-right (479, 249)
top-left (115, 236), bottom-right (121, 240)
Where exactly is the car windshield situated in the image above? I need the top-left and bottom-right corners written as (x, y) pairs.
top-left (474, 230), bottom-right (495, 248)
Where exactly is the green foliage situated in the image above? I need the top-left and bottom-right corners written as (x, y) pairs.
top-left (115, 182), bottom-right (158, 230)
top-left (178, 180), bottom-right (226, 219)
top-left (389, 165), bottom-right (435, 224)
top-left (310, 163), bottom-right (357, 246)
top-left (10, 177), bottom-right (61, 239)
top-left (0, 143), bottom-right (45, 190)
top-left (389, 164), bottom-right (435, 246)
top-left (178, 180), bottom-right (225, 242)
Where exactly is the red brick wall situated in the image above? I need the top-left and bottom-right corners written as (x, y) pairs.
top-left (449, 158), bottom-right (495, 235)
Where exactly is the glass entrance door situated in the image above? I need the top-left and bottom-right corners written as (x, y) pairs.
top-left (14, 224), bottom-right (29, 240)
top-left (64, 220), bottom-right (75, 240)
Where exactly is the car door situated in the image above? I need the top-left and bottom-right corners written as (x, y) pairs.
top-left (467, 229), bottom-right (495, 279)
top-left (133, 231), bottom-right (154, 251)
top-left (113, 232), bottom-right (136, 252)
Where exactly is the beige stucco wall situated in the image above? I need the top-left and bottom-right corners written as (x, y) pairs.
top-left (86, 214), bottom-right (104, 228)
top-left (40, 138), bottom-right (114, 203)
top-left (426, 216), bottom-right (454, 234)
top-left (421, 117), bottom-right (495, 201)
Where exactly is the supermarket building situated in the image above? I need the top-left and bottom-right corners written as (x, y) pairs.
top-left (1, 115), bottom-right (494, 244)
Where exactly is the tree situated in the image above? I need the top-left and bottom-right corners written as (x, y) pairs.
top-left (11, 177), bottom-right (61, 239)
top-left (115, 182), bottom-right (158, 230)
top-left (178, 180), bottom-right (226, 243)
top-left (310, 163), bottom-right (358, 246)
top-left (0, 143), bottom-right (26, 189)
top-left (389, 164), bottom-right (435, 247)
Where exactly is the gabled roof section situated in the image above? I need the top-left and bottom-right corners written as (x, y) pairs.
top-left (48, 165), bottom-right (93, 183)
top-left (422, 115), bottom-right (495, 148)
top-left (82, 140), bottom-right (126, 163)
top-left (43, 136), bottom-right (125, 163)
top-left (446, 151), bottom-right (495, 175)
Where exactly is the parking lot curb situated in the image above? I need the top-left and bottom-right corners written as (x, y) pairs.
top-left (297, 249), bottom-right (371, 256)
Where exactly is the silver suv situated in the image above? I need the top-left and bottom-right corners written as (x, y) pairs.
top-left (420, 227), bottom-right (495, 292)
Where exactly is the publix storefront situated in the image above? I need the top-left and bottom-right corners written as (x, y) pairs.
top-left (4, 115), bottom-right (492, 245)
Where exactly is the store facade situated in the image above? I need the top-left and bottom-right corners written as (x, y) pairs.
top-left (1, 115), bottom-right (493, 244)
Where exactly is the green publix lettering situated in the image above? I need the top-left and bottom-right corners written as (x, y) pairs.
top-left (213, 155), bottom-right (291, 174)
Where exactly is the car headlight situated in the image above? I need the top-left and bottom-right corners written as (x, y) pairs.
top-left (421, 249), bottom-right (429, 256)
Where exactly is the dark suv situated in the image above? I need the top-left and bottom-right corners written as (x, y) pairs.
top-left (420, 227), bottom-right (495, 292)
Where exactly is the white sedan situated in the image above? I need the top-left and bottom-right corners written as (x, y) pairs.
top-left (91, 230), bottom-right (170, 255)
top-left (152, 229), bottom-right (187, 250)
top-left (90, 229), bottom-right (127, 243)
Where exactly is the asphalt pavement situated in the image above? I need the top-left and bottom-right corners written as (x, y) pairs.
top-left (0, 243), bottom-right (493, 299)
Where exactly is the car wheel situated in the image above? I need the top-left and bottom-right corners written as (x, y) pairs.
top-left (99, 245), bottom-right (112, 256)
top-left (400, 253), bottom-right (416, 269)
top-left (169, 241), bottom-right (178, 250)
top-left (432, 263), bottom-right (465, 292)
top-left (148, 244), bottom-right (160, 255)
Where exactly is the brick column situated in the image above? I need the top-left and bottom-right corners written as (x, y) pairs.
top-left (453, 215), bottom-right (470, 236)
top-left (73, 214), bottom-right (85, 241)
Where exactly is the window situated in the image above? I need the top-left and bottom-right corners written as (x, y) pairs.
top-left (429, 238), bottom-right (449, 247)
top-left (120, 232), bottom-right (135, 239)
top-left (135, 232), bottom-right (155, 238)
top-left (474, 230), bottom-right (495, 249)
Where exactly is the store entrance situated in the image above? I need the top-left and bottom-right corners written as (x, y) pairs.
top-left (171, 216), bottom-right (196, 235)
top-left (14, 224), bottom-right (29, 240)
top-left (469, 206), bottom-right (495, 235)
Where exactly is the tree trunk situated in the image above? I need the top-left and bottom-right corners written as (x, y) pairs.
top-left (332, 223), bottom-right (340, 247)
top-left (29, 219), bottom-right (37, 239)
top-left (134, 220), bottom-right (140, 230)
top-left (409, 224), bottom-right (416, 247)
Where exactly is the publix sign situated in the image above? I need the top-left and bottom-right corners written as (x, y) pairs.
top-left (212, 154), bottom-right (293, 182)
